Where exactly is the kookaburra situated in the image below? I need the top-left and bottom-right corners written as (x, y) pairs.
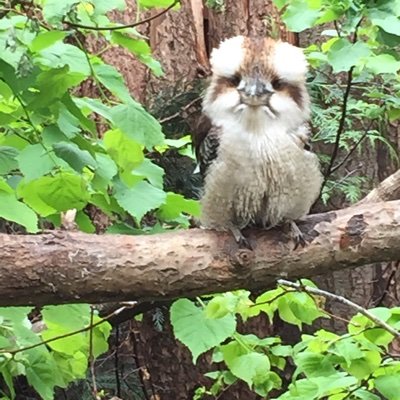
top-left (194, 36), bottom-right (323, 248)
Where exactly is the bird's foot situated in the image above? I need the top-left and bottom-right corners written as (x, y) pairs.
top-left (288, 221), bottom-right (306, 250)
top-left (230, 227), bottom-right (253, 250)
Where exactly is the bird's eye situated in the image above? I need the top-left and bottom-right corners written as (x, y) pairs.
top-left (272, 78), bottom-right (285, 90)
top-left (228, 74), bottom-right (241, 87)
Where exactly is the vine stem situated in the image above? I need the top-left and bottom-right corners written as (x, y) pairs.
top-left (277, 279), bottom-right (400, 338)
top-left (63, 1), bottom-right (179, 31)
top-left (320, 17), bottom-right (364, 191)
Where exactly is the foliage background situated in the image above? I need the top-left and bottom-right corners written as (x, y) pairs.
top-left (0, 0), bottom-right (399, 399)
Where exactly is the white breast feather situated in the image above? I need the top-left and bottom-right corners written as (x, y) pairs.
top-left (200, 109), bottom-right (323, 230)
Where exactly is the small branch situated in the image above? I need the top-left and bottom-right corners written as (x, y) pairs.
top-left (63, 1), bottom-right (178, 31)
top-left (159, 96), bottom-right (202, 124)
top-left (277, 279), bottom-right (400, 338)
top-left (330, 121), bottom-right (374, 174)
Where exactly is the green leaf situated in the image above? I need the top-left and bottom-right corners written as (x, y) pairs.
top-left (294, 352), bottom-right (336, 378)
top-left (42, 125), bottom-right (69, 146)
top-left (114, 180), bottom-right (166, 221)
top-left (375, 374), bottom-right (400, 400)
top-left (61, 94), bottom-right (96, 134)
top-left (53, 351), bottom-right (87, 385)
top-left (92, 63), bottom-right (132, 103)
top-left (370, 11), bottom-right (400, 35)
top-left (53, 142), bottom-right (97, 172)
top-left (226, 351), bottom-right (271, 389)
top-left (353, 389), bottom-right (381, 400)
top-left (0, 182), bottom-right (39, 232)
top-left (57, 105), bottom-right (82, 138)
top-left (205, 296), bottom-right (236, 319)
top-left (366, 54), bottom-right (400, 74)
top-left (132, 159), bottom-right (164, 188)
top-left (30, 31), bottom-right (67, 52)
top-left (43, 0), bottom-right (80, 24)
top-left (333, 339), bottom-right (363, 366)
top-left (103, 129), bottom-right (144, 172)
top-left (91, 0), bottom-right (126, 13)
top-left (138, 0), bottom-right (177, 9)
top-left (36, 43), bottom-right (90, 76)
top-left (75, 211), bottom-right (95, 233)
top-left (280, 378), bottom-right (319, 399)
top-left (91, 315), bottom-right (112, 358)
top-left (0, 146), bottom-right (19, 174)
top-left (73, 97), bottom-right (113, 121)
top-left (92, 153), bottom-right (118, 191)
top-left (17, 144), bottom-right (63, 181)
top-left (111, 103), bottom-right (164, 149)
top-left (25, 349), bottom-right (58, 400)
top-left (273, 0), bottom-right (289, 10)
top-left (42, 304), bottom-right (90, 331)
top-left (0, 366), bottom-right (16, 399)
top-left (327, 39), bottom-right (371, 72)
top-left (170, 299), bottom-right (236, 363)
top-left (157, 193), bottom-right (200, 220)
top-left (345, 350), bottom-right (381, 380)
top-left (282, 0), bottom-right (321, 32)
top-left (111, 32), bottom-right (163, 76)
top-left (18, 172), bottom-right (90, 214)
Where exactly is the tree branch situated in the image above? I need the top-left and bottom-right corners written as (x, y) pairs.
top-left (1, 200), bottom-right (400, 306)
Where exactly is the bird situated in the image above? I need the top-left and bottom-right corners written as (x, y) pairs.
top-left (193, 36), bottom-right (323, 249)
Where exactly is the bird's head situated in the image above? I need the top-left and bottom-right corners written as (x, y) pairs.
top-left (203, 36), bottom-right (310, 130)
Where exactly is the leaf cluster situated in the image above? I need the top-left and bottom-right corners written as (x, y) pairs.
top-left (276, 0), bottom-right (400, 204)
top-left (0, 0), bottom-right (197, 236)
top-left (0, 305), bottom-right (111, 400)
top-left (171, 282), bottom-right (400, 400)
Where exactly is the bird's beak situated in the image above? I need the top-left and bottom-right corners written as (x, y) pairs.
top-left (238, 78), bottom-right (274, 106)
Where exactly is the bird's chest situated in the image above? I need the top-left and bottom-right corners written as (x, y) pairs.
top-left (217, 130), bottom-right (307, 224)
top-left (219, 132), bottom-right (298, 193)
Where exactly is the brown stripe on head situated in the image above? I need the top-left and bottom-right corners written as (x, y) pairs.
top-left (283, 84), bottom-right (305, 108)
top-left (239, 37), bottom-right (278, 81)
top-left (208, 74), bottom-right (241, 103)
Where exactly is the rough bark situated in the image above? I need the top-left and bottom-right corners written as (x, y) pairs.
top-left (1, 200), bottom-right (400, 307)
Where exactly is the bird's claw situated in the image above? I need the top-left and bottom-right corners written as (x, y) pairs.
top-left (230, 227), bottom-right (253, 250)
top-left (289, 221), bottom-right (307, 250)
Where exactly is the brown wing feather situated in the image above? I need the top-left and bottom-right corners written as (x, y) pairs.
top-left (192, 114), bottom-right (221, 178)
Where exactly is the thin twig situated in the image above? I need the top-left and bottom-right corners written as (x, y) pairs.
top-left (158, 96), bottom-right (202, 124)
top-left (89, 306), bottom-right (99, 400)
top-left (322, 66), bottom-right (354, 182)
top-left (278, 280), bottom-right (400, 338)
top-left (63, 1), bottom-right (178, 31)
top-left (331, 121), bottom-right (374, 174)
top-left (0, 303), bottom-right (136, 356)
top-left (320, 308), bottom-right (359, 326)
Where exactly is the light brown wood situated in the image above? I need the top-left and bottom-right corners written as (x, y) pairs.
top-left (358, 169), bottom-right (400, 205)
top-left (1, 200), bottom-right (400, 306)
